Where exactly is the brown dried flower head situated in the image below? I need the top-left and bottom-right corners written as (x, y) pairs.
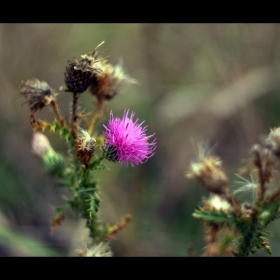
top-left (90, 60), bottom-right (137, 102)
top-left (74, 128), bottom-right (96, 165)
top-left (187, 155), bottom-right (228, 195)
top-left (20, 78), bottom-right (57, 112)
top-left (64, 54), bottom-right (96, 94)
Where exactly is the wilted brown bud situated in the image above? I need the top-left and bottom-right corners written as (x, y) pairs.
top-left (64, 55), bottom-right (96, 94)
top-left (20, 78), bottom-right (57, 112)
top-left (187, 156), bottom-right (228, 195)
top-left (251, 144), bottom-right (276, 183)
top-left (90, 61), bottom-right (137, 102)
top-left (74, 129), bottom-right (96, 165)
top-left (266, 127), bottom-right (280, 157)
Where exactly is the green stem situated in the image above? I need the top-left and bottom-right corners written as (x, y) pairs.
top-left (234, 210), bottom-right (259, 256)
top-left (88, 155), bottom-right (105, 170)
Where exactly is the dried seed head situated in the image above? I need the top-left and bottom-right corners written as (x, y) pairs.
top-left (266, 127), bottom-right (280, 157)
top-left (74, 128), bottom-right (96, 164)
top-left (20, 78), bottom-right (57, 112)
top-left (90, 61), bottom-right (137, 102)
top-left (187, 155), bottom-right (228, 195)
top-left (43, 149), bottom-right (66, 176)
top-left (64, 56), bottom-right (95, 94)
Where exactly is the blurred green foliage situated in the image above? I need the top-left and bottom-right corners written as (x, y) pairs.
top-left (1, 23), bottom-right (280, 256)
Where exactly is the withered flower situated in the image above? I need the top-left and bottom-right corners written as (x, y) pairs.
top-left (20, 78), bottom-right (57, 112)
top-left (90, 60), bottom-right (137, 102)
top-left (64, 54), bottom-right (97, 94)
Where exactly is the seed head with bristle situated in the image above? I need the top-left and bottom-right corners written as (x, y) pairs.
top-left (77, 242), bottom-right (113, 257)
top-left (20, 78), bottom-right (57, 112)
top-left (233, 173), bottom-right (258, 203)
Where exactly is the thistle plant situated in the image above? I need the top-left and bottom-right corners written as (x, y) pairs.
top-left (20, 42), bottom-right (156, 256)
top-left (186, 129), bottom-right (280, 256)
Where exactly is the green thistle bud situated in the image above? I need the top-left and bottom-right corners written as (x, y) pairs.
top-left (41, 150), bottom-right (66, 176)
top-left (32, 132), bottom-right (66, 176)
top-left (102, 145), bottom-right (118, 162)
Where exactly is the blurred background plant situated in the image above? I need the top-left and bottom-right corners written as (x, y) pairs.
top-left (2, 23), bottom-right (280, 256)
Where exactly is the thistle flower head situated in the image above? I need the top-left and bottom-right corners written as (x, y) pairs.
top-left (90, 60), bottom-right (137, 102)
top-left (102, 109), bottom-right (156, 167)
top-left (187, 155), bottom-right (228, 195)
top-left (20, 78), bottom-right (57, 112)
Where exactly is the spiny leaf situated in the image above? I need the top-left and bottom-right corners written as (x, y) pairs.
top-left (193, 209), bottom-right (237, 224)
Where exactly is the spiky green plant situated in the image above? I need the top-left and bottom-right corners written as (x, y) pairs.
top-left (20, 43), bottom-right (154, 256)
top-left (187, 138), bottom-right (280, 257)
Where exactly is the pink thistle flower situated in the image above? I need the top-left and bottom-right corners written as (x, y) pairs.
top-left (102, 109), bottom-right (156, 167)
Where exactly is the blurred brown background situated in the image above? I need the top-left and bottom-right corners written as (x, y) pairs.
top-left (1, 23), bottom-right (280, 256)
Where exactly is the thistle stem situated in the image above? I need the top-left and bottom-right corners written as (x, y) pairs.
top-left (253, 148), bottom-right (266, 205)
top-left (71, 92), bottom-right (79, 139)
top-left (87, 101), bottom-right (105, 136)
top-left (50, 100), bottom-right (65, 127)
